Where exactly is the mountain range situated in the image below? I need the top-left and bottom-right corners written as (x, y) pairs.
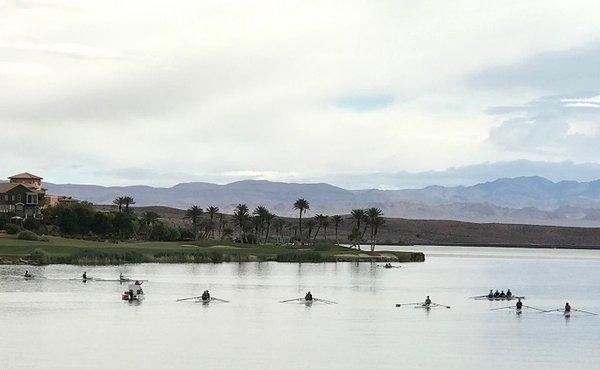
top-left (41, 176), bottom-right (600, 227)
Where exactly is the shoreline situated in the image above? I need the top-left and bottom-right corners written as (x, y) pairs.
top-left (0, 235), bottom-right (425, 266)
top-left (380, 242), bottom-right (600, 250)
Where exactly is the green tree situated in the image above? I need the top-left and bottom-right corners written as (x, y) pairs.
top-left (113, 197), bottom-right (126, 212)
top-left (313, 214), bottom-right (328, 241)
top-left (331, 215), bottom-right (343, 246)
top-left (184, 206), bottom-right (203, 240)
top-left (293, 198), bottom-right (309, 244)
top-left (123, 196), bottom-right (135, 213)
top-left (92, 212), bottom-right (114, 237)
top-left (112, 212), bottom-right (137, 239)
top-left (206, 206), bottom-right (219, 238)
top-left (233, 204), bottom-right (250, 243)
top-left (350, 209), bottom-right (366, 250)
top-left (366, 207), bottom-right (384, 251)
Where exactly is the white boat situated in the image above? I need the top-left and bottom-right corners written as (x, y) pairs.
top-left (122, 282), bottom-right (145, 302)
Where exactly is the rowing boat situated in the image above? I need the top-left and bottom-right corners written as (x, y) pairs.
top-left (279, 297), bottom-right (337, 305)
top-left (473, 296), bottom-right (524, 301)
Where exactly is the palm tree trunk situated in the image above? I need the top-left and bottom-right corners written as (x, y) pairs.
top-left (335, 226), bottom-right (339, 246)
top-left (313, 226), bottom-right (321, 242)
top-left (298, 211), bottom-right (303, 245)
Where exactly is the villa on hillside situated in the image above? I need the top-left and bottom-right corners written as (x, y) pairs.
top-left (0, 172), bottom-right (77, 220)
top-left (0, 173), bottom-right (46, 219)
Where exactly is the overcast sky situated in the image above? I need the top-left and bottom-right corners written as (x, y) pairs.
top-left (2, 0), bottom-right (600, 188)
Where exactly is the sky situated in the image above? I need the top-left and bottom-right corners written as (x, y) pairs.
top-left (1, 0), bottom-right (600, 189)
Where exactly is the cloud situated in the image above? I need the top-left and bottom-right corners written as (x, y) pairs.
top-left (471, 42), bottom-right (600, 94)
top-left (2, 1), bottom-right (600, 187)
top-left (335, 93), bottom-right (394, 111)
top-left (487, 95), bottom-right (600, 159)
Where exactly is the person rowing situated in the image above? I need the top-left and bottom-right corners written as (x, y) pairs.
top-left (499, 290), bottom-right (506, 298)
top-left (201, 290), bottom-right (210, 301)
top-left (516, 298), bottom-right (523, 310)
top-left (506, 289), bottom-right (512, 298)
top-left (494, 290), bottom-right (500, 298)
top-left (385, 263), bottom-right (392, 268)
top-left (82, 272), bottom-right (88, 279)
top-left (564, 302), bottom-right (571, 313)
top-left (305, 291), bottom-right (313, 301)
top-left (424, 296), bottom-right (432, 307)
top-left (24, 270), bottom-right (33, 278)
top-left (120, 273), bottom-right (124, 280)
top-left (487, 290), bottom-right (494, 299)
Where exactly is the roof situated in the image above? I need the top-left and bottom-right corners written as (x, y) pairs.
top-left (9, 172), bottom-right (42, 180)
top-left (0, 183), bottom-right (20, 193)
top-left (0, 183), bottom-right (44, 194)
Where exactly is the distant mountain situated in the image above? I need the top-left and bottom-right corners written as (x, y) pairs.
top-left (44, 176), bottom-right (600, 226)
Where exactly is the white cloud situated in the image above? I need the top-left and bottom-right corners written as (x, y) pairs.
top-left (1, 0), bottom-right (600, 186)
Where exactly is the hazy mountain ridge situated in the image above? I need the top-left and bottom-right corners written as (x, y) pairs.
top-left (44, 176), bottom-right (600, 226)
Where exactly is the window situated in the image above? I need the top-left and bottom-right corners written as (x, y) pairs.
top-left (17, 194), bottom-right (21, 201)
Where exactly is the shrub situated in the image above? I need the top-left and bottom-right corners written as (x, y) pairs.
top-left (23, 218), bottom-right (39, 232)
top-left (5, 223), bottom-right (21, 234)
top-left (29, 249), bottom-right (50, 265)
top-left (17, 230), bottom-right (40, 241)
top-left (276, 251), bottom-right (335, 262)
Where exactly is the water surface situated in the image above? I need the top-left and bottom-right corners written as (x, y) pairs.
top-left (2, 246), bottom-right (600, 369)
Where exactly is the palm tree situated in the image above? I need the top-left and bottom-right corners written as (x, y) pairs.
top-left (140, 211), bottom-right (160, 240)
top-left (366, 207), bottom-right (384, 251)
top-left (293, 198), bottom-right (309, 244)
top-left (321, 215), bottom-right (329, 240)
top-left (313, 214), bottom-right (327, 242)
top-left (113, 196), bottom-right (126, 212)
top-left (253, 206), bottom-right (270, 238)
top-left (263, 211), bottom-right (275, 243)
top-left (350, 209), bottom-right (366, 250)
top-left (123, 196), bottom-right (135, 213)
top-left (305, 219), bottom-right (315, 241)
top-left (233, 204), bottom-right (250, 243)
top-left (206, 206), bottom-right (219, 238)
top-left (331, 215), bottom-right (342, 245)
top-left (272, 218), bottom-right (285, 244)
top-left (184, 205), bottom-right (203, 240)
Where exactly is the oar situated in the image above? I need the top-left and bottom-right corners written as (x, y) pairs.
top-left (395, 302), bottom-right (422, 307)
top-left (211, 297), bottom-right (230, 303)
top-left (523, 305), bottom-right (545, 312)
top-left (573, 309), bottom-right (598, 316)
top-left (431, 302), bottom-right (451, 309)
top-left (490, 305), bottom-right (515, 311)
top-left (176, 295), bottom-right (203, 302)
top-left (469, 295), bottom-right (487, 299)
top-left (314, 298), bottom-right (337, 304)
top-left (279, 298), bottom-right (304, 303)
top-left (539, 308), bottom-right (562, 313)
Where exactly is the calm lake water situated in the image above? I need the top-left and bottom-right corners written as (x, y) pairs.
top-left (2, 246), bottom-right (600, 370)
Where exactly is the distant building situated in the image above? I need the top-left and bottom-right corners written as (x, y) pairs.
top-left (0, 172), bottom-right (46, 219)
top-left (45, 195), bottom-right (78, 207)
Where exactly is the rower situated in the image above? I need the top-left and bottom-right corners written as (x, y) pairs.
top-left (506, 289), bottom-right (512, 298)
top-left (201, 290), bottom-right (210, 301)
top-left (494, 290), bottom-right (500, 297)
top-left (119, 273), bottom-right (124, 280)
top-left (565, 302), bottom-right (571, 312)
top-left (82, 272), bottom-right (87, 279)
top-left (487, 290), bottom-right (493, 299)
top-left (516, 298), bottom-right (523, 310)
top-left (424, 296), bottom-right (432, 306)
top-left (24, 270), bottom-right (33, 278)
top-left (500, 290), bottom-right (506, 298)
top-left (305, 291), bottom-right (313, 301)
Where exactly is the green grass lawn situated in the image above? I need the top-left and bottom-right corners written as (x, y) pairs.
top-left (0, 235), bottom-right (424, 264)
